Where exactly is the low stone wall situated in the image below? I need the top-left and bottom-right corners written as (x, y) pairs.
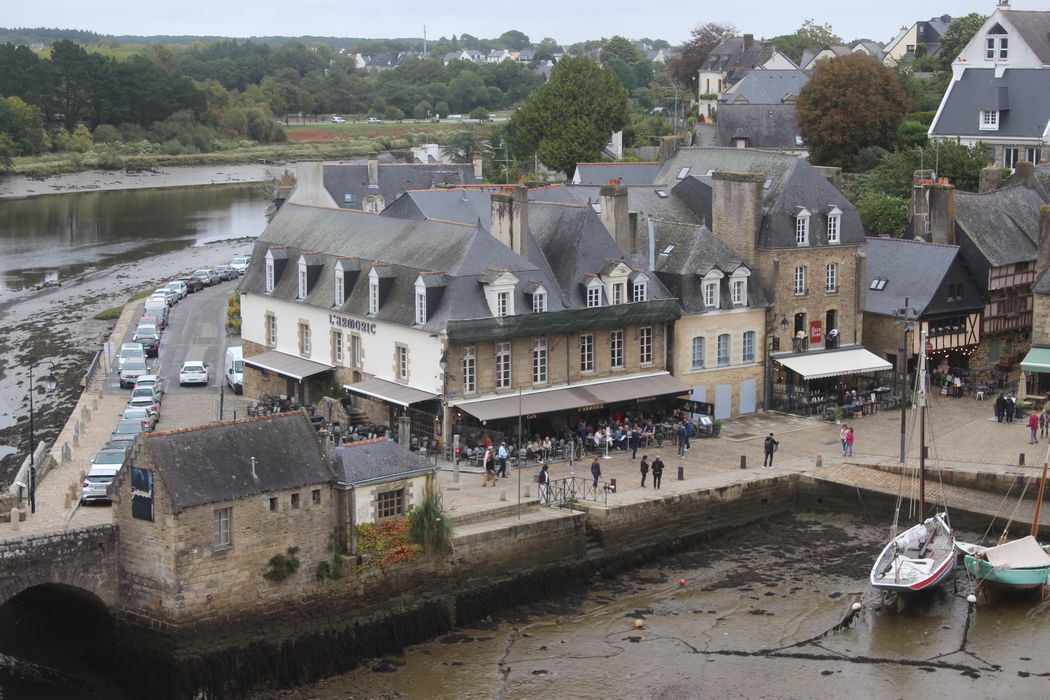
top-left (866, 463), bottom-right (1050, 504)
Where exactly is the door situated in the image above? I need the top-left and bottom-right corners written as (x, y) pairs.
top-left (691, 386), bottom-right (707, 403)
top-left (715, 384), bottom-right (732, 420)
top-left (739, 380), bottom-right (756, 414)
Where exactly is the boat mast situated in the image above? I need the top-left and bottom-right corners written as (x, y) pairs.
top-left (1032, 458), bottom-right (1048, 537)
top-left (918, 330), bottom-right (928, 516)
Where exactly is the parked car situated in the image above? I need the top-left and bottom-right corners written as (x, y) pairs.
top-left (367, 116), bottom-right (382, 123)
top-left (119, 358), bottom-right (149, 388)
top-left (121, 405), bottom-right (156, 431)
top-left (229, 256), bottom-right (250, 275)
top-left (108, 434), bottom-right (136, 451)
top-left (225, 346), bottom-right (244, 394)
top-left (128, 386), bottom-right (162, 419)
top-left (113, 419), bottom-right (146, 441)
top-left (91, 446), bottom-right (128, 472)
top-left (179, 275), bottom-right (203, 293)
top-left (143, 300), bottom-right (168, 329)
top-left (331, 115), bottom-right (346, 124)
top-left (132, 329), bottom-right (160, 357)
top-left (117, 343), bottom-right (145, 371)
top-left (165, 280), bottom-right (188, 299)
top-left (82, 464), bottom-right (121, 503)
top-left (214, 265), bottom-right (233, 281)
top-left (179, 361), bottom-right (209, 386)
top-left (152, 288), bottom-right (178, 306)
top-left (135, 321), bottom-right (159, 337)
top-left (192, 269), bottom-right (216, 287)
top-left (134, 375), bottom-right (166, 399)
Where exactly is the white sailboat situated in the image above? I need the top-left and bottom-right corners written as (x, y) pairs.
top-left (870, 331), bottom-right (957, 593)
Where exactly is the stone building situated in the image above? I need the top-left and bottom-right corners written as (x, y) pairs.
top-left (113, 412), bottom-right (335, 628)
top-left (1020, 204), bottom-right (1050, 392)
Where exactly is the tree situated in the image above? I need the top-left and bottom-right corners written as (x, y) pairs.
top-left (765, 19), bottom-right (843, 65)
top-left (602, 35), bottom-right (643, 64)
top-left (796, 53), bottom-right (911, 169)
top-left (865, 141), bottom-right (991, 198)
top-left (936, 13), bottom-right (986, 70)
top-left (669, 22), bottom-right (736, 93)
top-left (859, 192), bottom-right (909, 237)
top-left (0, 95), bottom-right (50, 155)
top-left (496, 30), bottom-right (531, 51)
top-left (510, 56), bottom-right (629, 177)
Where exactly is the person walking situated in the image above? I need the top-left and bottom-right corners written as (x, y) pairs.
top-left (1028, 411), bottom-right (1039, 444)
top-left (995, 394), bottom-right (1006, 423)
top-left (651, 456), bottom-right (664, 489)
top-left (1041, 407), bottom-right (1049, 438)
top-left (630, 425), bottom-right (641, 461)
top-left (763, 433), bottom-right (778, 468)
top-left (497, 442), bottom-right (509, 478)
top-left (482, 447), bottom-right (496, 487)
top-left (845, 426), bottom-right (854, 457)
top-left (839, 424), bottom-right (849, 456)
top-left (1005, 395), bottom-right (1016, 423)
top-left (684, 419), bottom-right (693, 452)
top-left (640, 455), bottom-right (650, 487)
top-left (677, 421), bottom-right (687, 458)
top-left (537, 463), bottom-right (550, 504)
top-left (590, 457), bottom-right (601, 489)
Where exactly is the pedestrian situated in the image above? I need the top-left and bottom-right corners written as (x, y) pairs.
top-left (1041, 408), bottom-right (1049, 438)
top-left (1028, 411), bottom-right (1039, 444)
top-left (995, 394), bottom-right (1006, 423)
top-left (542, 435), bottom-right (553, 461)
top-left (630, 424), bottom-right (641, 461)
top-left (497, 442), bottom-right (508, 477)
top-left (684, 419), bottom-right (693, 451)
top-left (482, 447), bottom-right (496, 487)
top-left (839, 424), bottom-right (848, 456)
top-left (640, 455), bottom-right (650, 487)
top-left (651, 456), bottom-right (664, 488)
top-left (677, 421), bottom-right (687, 458)
top-left (763, 432), bottom-right (778, 468)
top-left (537, 463), bottom-right (550, 504)
top-left (1006, 395), bottom-right (1016, 423)
top-left (590, 457), bottom-right (601, 489)
top-left (845, 426), bottom-right (854, 456)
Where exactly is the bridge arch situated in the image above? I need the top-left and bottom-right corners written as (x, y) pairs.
top-left (0, 524), bottom-right (118, 608)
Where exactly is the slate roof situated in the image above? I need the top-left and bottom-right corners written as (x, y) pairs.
top-left (143, 412), bottom-right (331, 511)
top-left (930, 69), bottom-right (1050, 139)
top-left (705, 37), bottom-right (772, 85)
top-left (1033, 267), bottom-right (1050, 295)
top-left (572, 162), bottom-right (661, 185)
top-left (331, 438), bottom-right (438, 486)
top-left (323, 162), bottom-right (479, 210)
top-left (954, 185), bottom-right (1046, 266)
top-left (1002, 10), bottom-right (1050, 64)
top-left (721, 69), bottom-right (810, 104)
top-left (864, 237), bottom-right (982, 317)
top-left (715, 104), bottom-right (803, 151)
top-left (853, 41), bottom-right (884, 59)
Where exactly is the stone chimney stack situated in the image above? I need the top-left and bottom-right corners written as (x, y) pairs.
top-left (979, 166), bottom-right (1002, 194)
top-left (1016, 161), bottom-right (1036, 189)
top-left (600, 183), bottom-right (634, 253)
top-left (928, 182), bottom-right (957, 246)
top-left (490, 185), bottom-right (529, 258)
top-left (711, 171), bottom-right (763, 268)
top-left (367, 153), bottom-right (379, 189)
top-left (744, 34), bottom-right (754, 51)
top-left (1036, 205), bottom-right (1050, 277)
top-left (473, 156), bottom-right (483, 182)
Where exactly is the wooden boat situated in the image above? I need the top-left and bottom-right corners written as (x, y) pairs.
top-left (870, 330), bottom-right (957, 594)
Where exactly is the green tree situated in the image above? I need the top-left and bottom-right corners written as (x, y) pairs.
top-left (936, 13), bottom-right (986, 70)
top-left (0, 95), bottom-right (50, 155)
top-left (443, 127), bottom-right (486, 163)
top-left (859, 192), bottom-right (909, 237)
top-left (766, 19), bottom-right (843, 65)
top-left (669, 22), bottom-right (736, 92)
top-left (602, 35), bottom-right (643, 64)
top-left (496, 30), bottom-right (531, 50)
top-left (865, 141), bottom-right (990, 198)
top-left (797, 54), bottom-right (911, 169)
top-left (511, 56), bottom-right (628, 177)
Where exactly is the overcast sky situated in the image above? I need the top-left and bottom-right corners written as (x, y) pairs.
top-left (5, 1), bottom-right (989, 46)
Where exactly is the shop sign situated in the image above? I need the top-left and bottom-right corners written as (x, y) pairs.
top-left (579, 403), bottom-right (603, 412)
top-left (678, 399), bottom-right (714, 416)
top-left (329, 313), bottom-right (378, 334)
top-left (809, 320), bottom-right (823, 344)
top-left (635, 396), bottom-right (656, 403)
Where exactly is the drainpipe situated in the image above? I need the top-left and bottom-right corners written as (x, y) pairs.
top-left (349, 487), bottom-right (357, 555)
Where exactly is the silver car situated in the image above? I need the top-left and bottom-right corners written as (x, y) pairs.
top-left (82, 466), bottom-right (120, 503)
top-left (121, 405), bottom-right (156, 431)
top-left (119, 358), bottom-right (149, 389)
top-left (117, 343), bottom-right (145, 371)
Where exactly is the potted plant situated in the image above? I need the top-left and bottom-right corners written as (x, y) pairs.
top-left (654, 431), bottom-right (665, 447)
top-left (712, 419), bottom-right (722, 437)
top-left (833, 406), bottom-right (844, 424)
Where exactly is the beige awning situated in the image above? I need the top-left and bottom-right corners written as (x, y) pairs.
top-left (243, 350), bottom-right (333, 381)
top-left (774, 347), bottom-right (892, 380)
top-left (454, 373), bottom-right (690, 422)
top-left (344, 377), bottom-right (437, 407)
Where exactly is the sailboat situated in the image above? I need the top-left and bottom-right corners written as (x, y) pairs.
top-left (955, 451), bottom-right (1050, 592)
top-left (870, 331), bottom-right (957, 593)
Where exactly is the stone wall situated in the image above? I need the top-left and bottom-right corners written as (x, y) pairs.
top-left (0, 524), bottom-right (119, 608)
top-left (1033, 294), bottom-right (1050, 346)
top-left (672, 308), bottom-right (765, 416)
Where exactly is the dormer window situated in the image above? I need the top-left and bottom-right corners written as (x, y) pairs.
top-left (368, 271), bottom-right (379, 315)
top-left (496, 291), bottom-right (509, 317)
top-left (632, 277), bottom-right (648, 303)
top-left (334, 269), bottom-right (345, 307)
top-left (265, 257), bottom-right (275, 293)
top-left (586, 279), bottom-right (603, 308)
top-left (985, 25), bottom-right (1008, 61)
top-left (703, 281), bottom-right (718, 308)
top-left (612, 282), bottom-right (625, 305)
top-left (827, 206), bottom-right (842, 244)
top-left (980, 110), bottom-right (998, 131)
top-left (414, 279), bottom-right (427, 326)
top-left (533, 290), bottom-right (547, 313)
top-left (297, 259), bottom-right (307, 300)
top-left (795, 209), bottom-right (811, 245)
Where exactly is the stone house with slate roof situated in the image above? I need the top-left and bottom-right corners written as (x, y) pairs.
top-left (112, 412), bottom-right (335, 627)
top-left (315, 156), bottom-right (482, 213)
top-left (716, 69), bottom-right (810, 154)
top-left (697, 34), bottom-right (792, 117)
top-left (1023, 204), bottom-right (1050, 391)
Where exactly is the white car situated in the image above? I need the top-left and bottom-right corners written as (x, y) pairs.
top-left (165, 280), bottom-right (188, 299)
top-left (330, 115), bottom-right (346, 123)
top-left (230, 256), bottom-right (250, 275)
top-left (367, 116), bottom-right (382, 123)
top-left (117, 343), bottom-right (145, 371)
top-left (179, 361), bottom-right (209, 387)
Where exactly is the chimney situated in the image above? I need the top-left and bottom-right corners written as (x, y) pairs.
top-left (928, 182), bottom-right (956, 246)
top-left (490, 185), bottom-right (529, 258)
top-left (367, 152), bottom-right (379, 189)
top-left (1016, 161), bottom-right (1036, 189)
top-left (473, 156), bottom-right (483, 181)
top-left (1036, 206), bottom-right (1050, 277)
top-left (743, 34), bottom-right (754, 51)
top-left (600, 183), bottom-right (633, 253)
top-left (910, 169), bottom-right (935, 238)
top-left (711, 171), bottom-right (763, 268)
top-left (979, 166), bottom-right (1002, 194)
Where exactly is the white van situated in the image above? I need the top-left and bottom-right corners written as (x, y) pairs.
top-left (143, 299), bottom-right (169, 329)
top-left (225, 346), bottom-right (244, 394)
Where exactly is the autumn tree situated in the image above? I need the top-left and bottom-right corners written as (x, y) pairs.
top-left (796, 53), bottom-right (911, 169)
top-left (669, 22), bottom-right (736, 93)
top-left (509, 56), bottom-right (629, 177)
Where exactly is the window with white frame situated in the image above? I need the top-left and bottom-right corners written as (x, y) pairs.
top-left (495, 342), bottom-right (511, 388)
top-left (397, 345), bottom-right (408, 380)
top-left (532, 338), bottom-right (548, 384)
top-left (632, 279), bottom-right (647, 302)
top-left (580, 334), bottom-right (594, 372)
top-left (980, 110), bottom-right (998, 131)
top-left (795, 209), bottom-right (811, 245)
top-left (214, 507), bottom-right (231, 547)
top-left (350, 334), bottom-right (362, 367)
top-left (332, 331), bottom-right (343, 365)
top-left (717, 334), bottom-right (730, 366)
top-left (794, 266), bottom-right (807, 295)
top-left (533, 291), bottom-right (547, 313)
top-left (691, 336), bottom-right (704, 369)
top-left (1026, 148), bottom-right (1041, 165)
top-left (1004, 147), bottom-right (1019, 170)
top-left (368, 276), bottom-right (379, 315)
top-left (826, 263), bottom-right (838, 292)
top-left (639, 327), bottom-right (653, 365)
top-left (703, 280), bottom-right (719, 308)
top-left (742, 331), bottom-right (755, 362)
top-left (415, 289), bottom-right (427, 326)
top-left (731, 278), bottom-right (745, 305)
top-left (297, 260), bottom-right (307, 300)
top-left (265, 258), bottom-right (275, 293)
top-left (587, 284), bottom-right (602, 308)
top-left (462, 346), bottom-right (476, 394)
top-left (612, 282), bottom-right (625, 305)
top-left (299, 322), bottom-right (311, 355)
top-left (827, 207), bottom-right (841, 244)
top-left (496, 291), bottom-right (510, 317)
top-left (985, 31), bottom-right (1008, 60)
top-left (266, 314), bottom-right (277, 346)
top-left (334, 270), bottom-right (344, 307)
top-left (610, 329), bottom-right (624, 368)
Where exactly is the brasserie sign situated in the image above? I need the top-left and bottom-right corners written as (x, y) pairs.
top-left (329, 313), bottom-right (378, 334)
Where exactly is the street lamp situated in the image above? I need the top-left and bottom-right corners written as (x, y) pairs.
top-left (27, 360), bottom-right (57, 514)
top-left (896, 299), bottom-right (919, 464)
top-left (438, 351), bottom-right (457, 483)
top-left (765, 314), bottom-right (791, 410)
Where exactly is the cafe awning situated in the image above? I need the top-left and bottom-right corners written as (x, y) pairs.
top-left (1021, 347), bottom-right (1050, 374)
top-left (243, 350), bottom-right (333, 381)
top-left (344, 377), bottom-right (437, 407)
top-left (774, 347), bottom-right (891, 380)
top-left (453, 372), bottom-right (689, 422)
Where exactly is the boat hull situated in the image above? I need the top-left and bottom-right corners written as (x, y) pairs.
top-left (963, 555), bottom-right (1049, 588)
top-left (871, 513), bottom-right (956, 593)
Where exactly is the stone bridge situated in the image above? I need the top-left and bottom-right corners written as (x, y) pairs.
top-left (0, 524), bottom-right (119, 607)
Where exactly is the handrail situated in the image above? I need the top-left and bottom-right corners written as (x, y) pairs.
top-left (543, 476), bottom-right (610, 508)
top-left (82, 348), bottom-right (103, 388)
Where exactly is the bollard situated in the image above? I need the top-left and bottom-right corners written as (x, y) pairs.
top-left (499, 488), bottom-right (507, 502)
top-left (62, 442), bottom-right (72, 462)
top-left (64, 492), bottom-right (72, 509)
top-left (91, 396), bottom-right (98, 411)
top-left (610, 478), bottom-right (617, 492)
top-left (1020, 452), bottom-right (1025, 466)
top-left (82, 407), bottom-right (91, 424)
top-left (740, 455), bottom-right (747, 470)
top-left (10, 508), bottom-right (19, 532)
top-left (524, 485), bottom-right (531, 498)
top-left (815, 454), bottom-right (822, 468)
top-left (72, 432), bottom-right (79, 449)
top-left (675, 466), bottom-right (683, 480)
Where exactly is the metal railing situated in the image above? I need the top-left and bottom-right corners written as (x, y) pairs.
top-left (82, 348), bottom-right (103, 388)
top-left (543, 476), bottom-right (610, 508)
